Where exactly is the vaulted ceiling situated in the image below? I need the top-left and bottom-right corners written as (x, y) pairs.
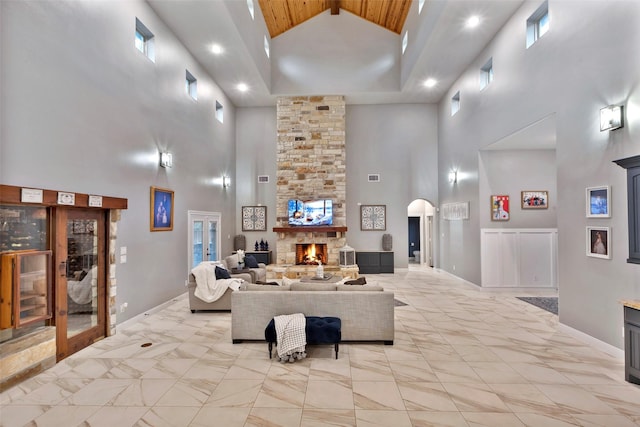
top-left (258, 0), bottom-right (412, 37)
top-left (147, 0), bottom-right (525, 107)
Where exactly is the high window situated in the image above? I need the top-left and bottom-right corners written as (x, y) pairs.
top-left (247, 0), bottom-right (255, 20)
top-left (186, 70), bottom-right (197, 100)
top-left (480, 58), bottom-right (493, 90)
top-left (402, 31), bottom-right (408, 55)
top-left (418, 0), bottom-right (426, 14)
top-left (216, 101), bottom-right (224, 123)
top-left (135, 18), bottom-right (155, 62)
top-left (264, 35), bottom-right (270, 58)
top-left (451, 91), bottom-right (460, 116)
top-left (526, 1), bottom-right (549, 48)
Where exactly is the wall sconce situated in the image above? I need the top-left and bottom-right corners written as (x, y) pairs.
top-left (222, 175), bottom-right (231, 188)
top-left (448, 170), bottom-right (458, 183)
top-left (600, 105), bottom-right (624, 131)
top-left (160, 152), bottom-right (173, 168)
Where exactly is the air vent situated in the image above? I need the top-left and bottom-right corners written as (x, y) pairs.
top-left (258, 175), bottom-right (269, 184)
top-left (367, 174), bottom-right (380, 182)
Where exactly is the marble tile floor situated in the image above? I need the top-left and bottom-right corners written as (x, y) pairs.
top-left (2, 267), bottom-right (640, 426)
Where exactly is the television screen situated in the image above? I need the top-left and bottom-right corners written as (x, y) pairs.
top-left (288, 199), bottom-right (333, 226)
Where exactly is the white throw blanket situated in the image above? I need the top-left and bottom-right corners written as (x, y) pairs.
top-left (191, 262), bottom-right (242, 303)
top-left (274, 313), bottom-right (307, 362)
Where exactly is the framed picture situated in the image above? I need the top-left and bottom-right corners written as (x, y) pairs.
top-left (521, 191), bottom-right (549, 209)
top-left (491, 195), bottom-right (510, 221)
top-left (242, 206), bottom-right (267, 231)
top-left (150, 186), bottom-right (174, 231)
top-left (361, 205), bottom-right (386, 230)
top-left (587, 226), bottom-right (611, 259)
top-left (586, 186), bottom-right (610, 218)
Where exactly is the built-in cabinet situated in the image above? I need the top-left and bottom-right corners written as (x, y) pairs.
top-left (356, 251), bottom-right (394, 274)
top-left (624, 304), bottom-right (640, 385)
top-left (0, 250), bottom-right (53, 329)
top-left (481, 229), bottom-right (558, 288)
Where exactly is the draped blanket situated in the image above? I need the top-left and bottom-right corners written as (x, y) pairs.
top-left (191, 262), bottom-right (242, 303)
top-left (274, 313), bottom-right (306, 362)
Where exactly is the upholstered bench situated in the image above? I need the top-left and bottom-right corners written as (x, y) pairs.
top-left (265, 316), bottom-right (341, 359)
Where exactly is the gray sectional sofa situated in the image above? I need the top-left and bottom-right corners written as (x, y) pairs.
top-left (231, 282), bottom-right (395, 344)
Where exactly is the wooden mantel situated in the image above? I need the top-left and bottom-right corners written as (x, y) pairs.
top-left (273, 226), bottom-right (347, 234)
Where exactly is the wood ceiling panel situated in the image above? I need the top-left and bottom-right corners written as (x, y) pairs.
top-left (259, 0), bottom-right (412, 38)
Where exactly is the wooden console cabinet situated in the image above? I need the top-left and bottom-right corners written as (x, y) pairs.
top-left (356, 251), bottom-right (394, 274)
top-left (0, 250), bottom-right (53, 329)
top-left (245, 250), bottom-right (272, 265)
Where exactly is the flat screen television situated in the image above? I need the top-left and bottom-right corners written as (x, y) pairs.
top-left (288, 199), bottom-right (333, 226)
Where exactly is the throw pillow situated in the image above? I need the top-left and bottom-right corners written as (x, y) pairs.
top-left (344, 277), bottom-right (367, 285)
top-left (215, 266), bottom-right (231, 280)
top-left (244, 255), bottom-right (259, 268)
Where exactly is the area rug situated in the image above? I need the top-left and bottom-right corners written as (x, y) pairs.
top-left (516, 297), bottom-right (558, 315)
top-left (394, 299), bottom-right (408, 307)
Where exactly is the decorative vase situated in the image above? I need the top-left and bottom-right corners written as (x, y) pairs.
top-left (382, 233), bottom-right (392, 251)
top-left (264, 240), bottom-right (269, 250)
top-left (255, 241), bottom-right (259, 251)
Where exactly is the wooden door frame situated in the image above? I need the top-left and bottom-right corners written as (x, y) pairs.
top-left (53, 208), bottom-right (108, 361)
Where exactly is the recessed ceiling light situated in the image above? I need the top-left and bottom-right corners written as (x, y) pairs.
top-left (237, 83), bottom-right (249, 92)
top-left (466, 15), bottom-right (480, 28)
top-left (211, 44), bottom-right (223, 55)
top-left (424, 78), bottom-right (437, 88)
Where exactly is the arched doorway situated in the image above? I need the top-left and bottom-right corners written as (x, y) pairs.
top-left (408, 199), bottom-right (435, 267)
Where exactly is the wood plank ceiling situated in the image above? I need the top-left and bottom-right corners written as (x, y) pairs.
top-left (258, 0), bottom-right (412, 38)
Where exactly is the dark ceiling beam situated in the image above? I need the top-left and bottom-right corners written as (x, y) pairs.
top-left (330, 0), bottom-right (340, 15)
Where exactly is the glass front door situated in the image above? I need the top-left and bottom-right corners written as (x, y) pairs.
top-left (188, 211), bottom-right (221, 272)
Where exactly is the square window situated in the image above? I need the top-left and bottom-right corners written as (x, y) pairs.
top-left (451, 91), bottom-right (460, 116)
top-left (526, 1), bottom-right (549, 48)
top-left (480, 57), bottom-right (493, 90)
top-left (135, 18), bottom-right (155, 62)
top-left (186, 70), bottom-right (197, 100)
top-left (216, 101), bottom-right (224, 123)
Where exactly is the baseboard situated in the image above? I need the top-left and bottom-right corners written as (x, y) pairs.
top-left (117, 292), bottom-right (188, 331)
top-left (558, 323), bottom-right (624, 359)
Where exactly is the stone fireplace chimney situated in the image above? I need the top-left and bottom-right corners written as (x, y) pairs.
top-left (271, 96), bottom-right (356, 278)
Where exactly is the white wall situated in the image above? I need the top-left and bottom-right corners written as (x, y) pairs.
top-left (479, 149), bottom-right (557, 228)
top-left (1, 0), bottom-right (237, 322)
top-left (438, 0), bottom-right (640, 348)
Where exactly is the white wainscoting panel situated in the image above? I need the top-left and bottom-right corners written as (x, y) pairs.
top-left (481, 228), bottom-right (558, 288)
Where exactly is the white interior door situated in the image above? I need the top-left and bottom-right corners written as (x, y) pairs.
top-left (188, 211), bottom-right (221, 275)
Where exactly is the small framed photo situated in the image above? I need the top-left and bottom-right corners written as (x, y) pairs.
top-left (361, 205), bottom-right (386, 230)
top-left (242, 206), bottom-right (267, 231)
top-left (587, 226), bottom-right (610, 259)
top-left (521, 191), bottom-right (548, 209)
top-left (491, 195), bottom-right (510, 221)
top-left (150, 186), bottom-right (174, 231)
top-left (586, 186), bottom-right (610, 218)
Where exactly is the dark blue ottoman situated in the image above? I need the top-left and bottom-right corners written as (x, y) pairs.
top-left (265, 316), bottom-right (341, 359)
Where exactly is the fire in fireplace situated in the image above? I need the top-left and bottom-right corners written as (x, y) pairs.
top-left (296, 243), bottom-right (328, 265)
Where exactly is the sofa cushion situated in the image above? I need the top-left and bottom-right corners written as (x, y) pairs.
top-left (240, 283), bottom-right (291, 291)
top-left (244, 255), bottom-right (259, 268)
top-left (282, 276), bottom-right (300, 286)
top-left (336, 284), bottom-right (383, 292)
top-left (290, 282), bottom-right (337, 291)
top-left (215, 266), bottom-right (231, 279)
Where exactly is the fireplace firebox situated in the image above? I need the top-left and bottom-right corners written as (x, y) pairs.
top-left (296, 243), bottom-right (328, 265)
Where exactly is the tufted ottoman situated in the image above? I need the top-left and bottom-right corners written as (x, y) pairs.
top-left (265, 316), bottom-right (341, 359)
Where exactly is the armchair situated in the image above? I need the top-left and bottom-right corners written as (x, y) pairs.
top-left (225, 254), bottom-right (267, 282)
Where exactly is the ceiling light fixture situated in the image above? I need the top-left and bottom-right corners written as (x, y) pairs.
top-left (424, 78), bottom-right (437, 88)
top-left (237, 83), bottom-right (249, 92)
top-left (211, 44), bottom-right (223, 55)
top-left (466, 15), bottom-right (480, 28)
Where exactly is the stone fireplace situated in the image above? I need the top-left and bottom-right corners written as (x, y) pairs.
top-left (267, 95), bottom-right (357, 279)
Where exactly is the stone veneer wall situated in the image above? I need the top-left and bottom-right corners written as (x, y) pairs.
top-left (276, 96), bottom-right (346, 265)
